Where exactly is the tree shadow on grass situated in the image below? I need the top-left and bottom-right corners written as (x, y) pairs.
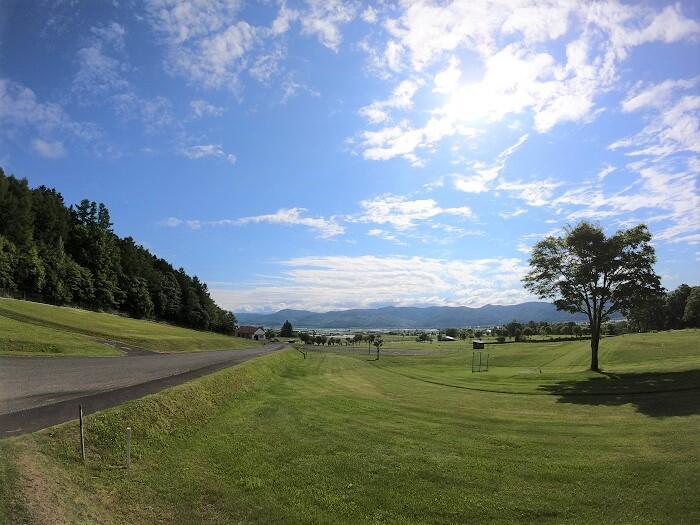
top-left (539, 369), bottom-right (700, 418)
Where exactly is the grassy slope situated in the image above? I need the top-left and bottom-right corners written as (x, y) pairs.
top-left (0, 298), bottom-right (258, 354)
top-left (0, 442), bottom-right (31, 523)
top-left (2, 330), bottom-right (699, 524)
top-left (0, 315), bottom-right (120, 357)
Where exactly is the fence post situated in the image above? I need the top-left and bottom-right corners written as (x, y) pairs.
top-left (79, 405), bottom-right (85, 463)
top-left (126, 427), bottom-right (132, 469)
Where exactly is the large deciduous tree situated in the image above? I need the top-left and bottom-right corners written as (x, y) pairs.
top-left (523, 222), bottom-right (662, 371)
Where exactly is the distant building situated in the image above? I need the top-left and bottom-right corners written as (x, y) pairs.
top-left (237, 326), bottom-right (266, 341)
top-left (473, 340), bottom-right (485, 350)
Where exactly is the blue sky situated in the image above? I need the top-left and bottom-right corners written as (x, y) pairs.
top-left (1, 0), bottom-right (699, 313)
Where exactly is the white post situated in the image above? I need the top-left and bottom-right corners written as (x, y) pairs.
top-left (126, 427), bottom-right (132, 469)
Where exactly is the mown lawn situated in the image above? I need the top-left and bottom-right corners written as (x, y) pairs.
top-left (2, 330), bottom-right (698, 524)
top-left (0, 298), bottom-right (258, 354)
top-left (0, 315), bottom-right (119, 357)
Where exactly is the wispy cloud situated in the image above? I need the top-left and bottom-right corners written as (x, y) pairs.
top-left (359, 78), bottom-right (423, 124)
top-left (162, 207), bottom-right (344, 239)
top-left (499, 208), bottom-right (527, 219)
top-left (237, 208), bottom-right (344, 238)
top-left (190, 99), bottom-right (225, 118)
top-left (354, 193), bottom-right (473, 230)
top-left (31, 138), bottom-right (65, 159)
top-left (299, 0), bottom-right (357, 52)
top-left (0, 78), bottom-right (100, 155)
top-left (72, 22), bottom-right (129, 101)
top-left (611, 77), bottom-right (700, 157)
top-left (144, 0), bottom-right (356, 92)
top-left (452, 134), bottom-right (528, 193)
top-left (180, 144), bottom-right (236, 164)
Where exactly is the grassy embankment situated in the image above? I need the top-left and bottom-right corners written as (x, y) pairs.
top-left (1, 329), bottom-right (699, 524)
top-left (0, 298), bottom-right (258, 356)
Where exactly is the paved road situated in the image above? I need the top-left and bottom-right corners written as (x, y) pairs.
top-left (0, 344), bottom-right (283, 437)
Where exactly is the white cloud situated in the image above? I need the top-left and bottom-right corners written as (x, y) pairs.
top-left (299, 0), bottom-right (357, 52)
top-left (0, 78), bottom-right (99, 151)
top-left (172, 21), bottom-right (258, 89)
top-left (249, 45), bottom-right (286, 82)
top-left (146, 0), bottom-right (243, 45)
top-left (237, 208), bottom-right (344, 238)
top-left (144, 0), bottom-right (353, 93)
top-left (164, 208), bottom-right (344, 238)
top-left (597, 164), bottom-right (616, 180)
top-left (359, 78), bottom-right (423, 124)
top-left (516, 242), bottom-right (531, 254)
top-left (31, 138), bottom-right (65, 159)
top-left (433, 56), bottom-right (461, 94)
top-left (367, 228), bottom-right (404, 244)
top-left (496, 178), bottom-right (561, 207)
top-left (270, 2), bottom-right (299, 35)
top-left (452, 134), bottom-right (528, 193)
top-left (160, 217), bottom-right (183, 227)
top-left (612, 79), bottom-right (700, 158)
top-left (72, 22), bottom-right (129, 100)
top-left (146, 0), bottom-right (257, 89)
top-left (112, 94), bottom-right (174, 131)
top-left (621, 77), bottom-right (699, 113)
top-left (211, 254), bottom-right (531, 312)
top-left (280, 74), bottom-right (319, 103)
top-left (452, 163), bottom-right (500, 193)
top-left (357, 1), bottom-right (700, 163)
top-left (190, 99), bottom-right (225, 118)
top-left (360, 116), bottom-right (477, 165)
top-left (361, 6), bottom-right (378, 24)
top-left (552, 163), bottom-right (699, 244)
top-left (356, 194), bottom-right (473, 230)
top-left (499, 208), bottom-right (527, 219)
top-left (180, 143), bottom-right (237, 164)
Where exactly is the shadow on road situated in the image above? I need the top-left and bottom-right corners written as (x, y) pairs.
top-left (539, 369), bottom-right (700, 418)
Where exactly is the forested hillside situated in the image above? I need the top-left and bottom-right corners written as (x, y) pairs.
top-left (0, 168), bottom-right (236, 334)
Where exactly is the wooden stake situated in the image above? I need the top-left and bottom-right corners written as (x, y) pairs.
top-left (126, 427), bottom-right (132, 469)
top-left (79, 405), bottom-right (85, 463)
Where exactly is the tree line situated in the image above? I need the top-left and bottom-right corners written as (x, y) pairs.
top-left (626, 284), bottom-right (700, 331)
top-left (0, 168), bottom-right (236, 334)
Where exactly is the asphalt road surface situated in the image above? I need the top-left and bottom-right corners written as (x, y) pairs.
top-left (0, 344), bottom-right (283, 437)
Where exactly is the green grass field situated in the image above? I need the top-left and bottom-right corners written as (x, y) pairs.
top-left (0, 298), bottom-right (259, 355)
top-left (1, 329), bottom-right (698, 524)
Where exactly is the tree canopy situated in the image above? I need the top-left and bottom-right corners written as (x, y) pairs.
top-left (523, 221), bottom-right (662, 371)
top-left (0, 168), bottom-right (236, 335)
top-left (280, 320), bottom-right (294, 337)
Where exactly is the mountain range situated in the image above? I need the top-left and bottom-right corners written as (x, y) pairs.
top-left (235, 302), bottom-right (608, 329)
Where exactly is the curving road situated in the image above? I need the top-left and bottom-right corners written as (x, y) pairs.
top-left (0, 344), bottom-right (283, 437)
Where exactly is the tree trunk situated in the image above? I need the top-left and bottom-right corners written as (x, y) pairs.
top-left (590, 326), bottom-right (600, 372)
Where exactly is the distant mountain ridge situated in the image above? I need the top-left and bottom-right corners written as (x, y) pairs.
top-left (236, 302), bottom-right (605, 329)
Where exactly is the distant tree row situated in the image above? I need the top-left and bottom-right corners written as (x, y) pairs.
top-left (0, 168), bottom-right (236, 334)
top-left (298, 333), bottom-right (354, 346)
